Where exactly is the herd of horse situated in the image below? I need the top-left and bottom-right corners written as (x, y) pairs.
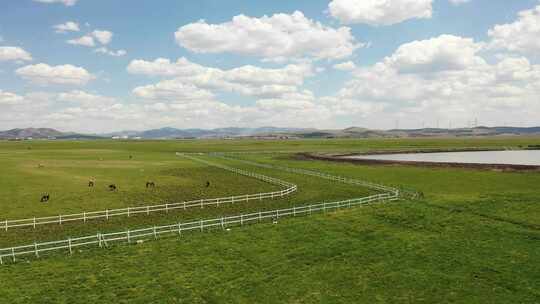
top-left (40, 180), bottom-right (212, 203)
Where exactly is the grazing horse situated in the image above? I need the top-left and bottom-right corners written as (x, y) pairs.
top-left (206, 181), bottom-right (210, 188)
top-left (146, 181), bottom-right (155, 189)
top-left (109, 184), bottom-right (117, 191)
top-left (40, 194), bottom-right (50, 203)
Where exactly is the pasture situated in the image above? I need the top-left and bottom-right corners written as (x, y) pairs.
top-left (0, 138), bottom-right (539, 303)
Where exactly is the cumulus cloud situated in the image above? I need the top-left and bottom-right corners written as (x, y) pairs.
top-left (333, 61), bottom-right (357, 71)
top-left (332, 35), bottom-right (540, 128)
top-left (128, 57), bottom-right (313, 98)
top-left (15, 63), bottom-right (95, 86)
top-left (133, 81), bottom-right (215, 101)
top-left (0, 90), bottom-right (24, 105)
top-left (53, 21), bottom-right (80, 33)
top-left (33, 0), bottom-right (77, 6)
top-left (175, 11), bottom-right (360, 61)
top-left (328, 0), bottom-right (433, 26)
top-left (67, 36), bottom-right (95, 47)
top-left (488, 4), bottom-right (540, 56)
top-left (57, 90), bottom-right (117, 107)
top-left (94, 47), bottom-right (127, 57)
top-left (384, 35), bottom-right (485, 73)
top-left (92, 30), bottom-right (113, 45)
top-left (0, 47), bottom-right (33, 62)
top-left (67, 30), bottom-right (113, 48)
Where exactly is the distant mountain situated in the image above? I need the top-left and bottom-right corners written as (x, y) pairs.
top-left (2, 126), bottom-right (540, 140)
top-left (0, 128), bottom-right (65, 139)
top-left (0, 128), bottom-right (103, 140)
top-left (107, 127), bottom-right (314, 139)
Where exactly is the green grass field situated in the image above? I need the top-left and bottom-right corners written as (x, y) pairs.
top-left (0, 138), bottom-right (539, 303)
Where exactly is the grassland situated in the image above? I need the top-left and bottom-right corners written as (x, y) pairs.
top-left (0, 137), bottom-right (539, 303)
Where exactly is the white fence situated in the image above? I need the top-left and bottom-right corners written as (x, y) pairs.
top-left (2, 155), bottom-right (297, 230)
top-left (0, 152), bottom-right (407, 264)
top-left (210, 153), bottom-right (399, 194)
top-left (0, 192), bottom-right (397, 264)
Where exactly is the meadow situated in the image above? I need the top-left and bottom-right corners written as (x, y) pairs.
top-left (0, 137), bottom-right (539, 303)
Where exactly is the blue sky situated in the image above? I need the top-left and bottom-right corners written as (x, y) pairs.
top-left (1, 0), bottom-right (539, 132)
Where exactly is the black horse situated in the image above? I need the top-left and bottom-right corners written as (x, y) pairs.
top-left (146, 181), bottom-right (156, 189)
top-left (109, 184), bottom-right (117, 191)
top-left (40, 194), bottom-right (50, 203)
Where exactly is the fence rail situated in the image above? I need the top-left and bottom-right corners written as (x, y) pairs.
top-left (210, 153), bottom-right (400, 194)
top-left (0, 192), bottom-right (397, 264)
top-left (0, 152), bottom-right (409, 264)
top-left (2, 155), bottom-right (297, 230)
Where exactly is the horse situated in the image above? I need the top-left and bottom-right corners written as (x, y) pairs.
top-left (109, 184), bottom-right (117, 191)
top-left (40, 194), bottom-right (50, 203)
top-left (37, 164), bottom-right (44, 168)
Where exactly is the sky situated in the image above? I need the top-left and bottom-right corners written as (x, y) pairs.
top-left (0, 0), bottom-right (539, 133)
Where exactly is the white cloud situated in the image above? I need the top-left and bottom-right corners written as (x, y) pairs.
top-left (57, 90), bottom-right (117, 107)
top-left (333, 61), bottom-right (357, 71)
top-left (15, 63), bottom-right (95, 86)
top-left (384, 35), bottom-right (485, 73)
top-left (0, 47), bottom-right (33, 62)
top-left (328, 0), bottom-right (433, 26)
top-left (128, 57), bottom-right (313, 98)
top-left (67, 36), bottom-right (95, 47)
top-left (331, 35), bottom-right (540, 128)
top-left (175, 11), bottom-right (360, 61)
top-left (133, 81), bottom-right (215, 101)
top-left (488, 4), bottom-right (540, 56)
top-left (34, 0), bottom-right (77, 6)
top-left (0, 90), bottom-right (24, 105)
top-left (95, 47), bottom-right (127, 57)
top-left (67, 30), bottom-right (113, 48)
top-left (53, 21), bottom-right (80, 33)
top-left (92, 30), bottom-right (113, 45)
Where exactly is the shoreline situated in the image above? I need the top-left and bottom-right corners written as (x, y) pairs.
top-left (300, 149), bottom-right (540, 172)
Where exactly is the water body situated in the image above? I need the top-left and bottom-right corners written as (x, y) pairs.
top-left (343, 150), bottom-right (540, 166)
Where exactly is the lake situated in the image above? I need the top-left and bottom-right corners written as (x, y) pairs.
top-left (343, 150), bottom-right (540, 166)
